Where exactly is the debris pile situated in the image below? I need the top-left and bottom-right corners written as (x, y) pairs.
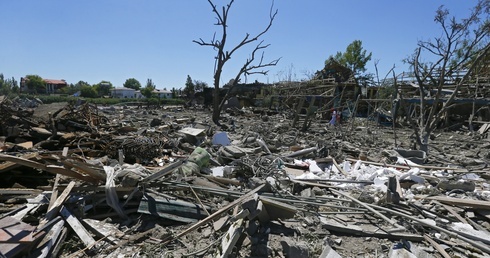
top-left (1, 100), bottom-right (490, 258)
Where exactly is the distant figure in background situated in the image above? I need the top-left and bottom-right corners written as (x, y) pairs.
top-left (329, 109), bottom-right (337, 126)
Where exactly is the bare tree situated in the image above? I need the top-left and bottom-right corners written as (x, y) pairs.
top-left (403, 0), bottom-right (490, 153)
top-left (194, 0), bottom-right (280, 125)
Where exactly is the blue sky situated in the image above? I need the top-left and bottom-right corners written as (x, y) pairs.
top-left (0, 1), bottom-right (478, 90)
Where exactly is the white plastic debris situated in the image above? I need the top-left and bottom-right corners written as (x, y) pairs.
top-left (373, 177), bottom-right (388, 192)
top-left (306, 160), bottom-right (323, 174)
top-left (396, 156), bottom-right (420, 167)
top-left (296, 172), bottom-right (321, 180)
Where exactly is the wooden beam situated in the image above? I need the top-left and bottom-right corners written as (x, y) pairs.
top-left (0, 154), bottom-right (97, 183)
top-left (59, 206), bottom-right (96, 248)
top-left (0, 152), bottom-right (38, 173)
top-left (419, 195), bottom-right (490, 210)
top-left (60, 159), bottom-right (106, 181)
top-left (33, 219), bottom-right (65, 258)
top-left (140, 160), bottom-right (184, 183)
top-left (48, 174), bottom-right (61, 211)
top-left (40, 181), bottom-right (76, 226)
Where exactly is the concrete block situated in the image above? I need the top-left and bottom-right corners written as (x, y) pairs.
top-left (280, 239), bottom-right (309, 258)
top-left (319, 245), bottom-right (342, 258)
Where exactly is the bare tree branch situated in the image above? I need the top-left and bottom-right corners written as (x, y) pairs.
top-left (406, 0), bottom-right (490, 152)
top-left (194, 0), bottom-right (279, 124)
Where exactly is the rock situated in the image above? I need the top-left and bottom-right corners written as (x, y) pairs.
top-left (319, 245), bottom-right (342, 258)
top-left (300, 188), bottom-right (314, 198)
top-left (437, 180), bottom-right (476, 192)
top-left (280, 239), bottom-right (309, 258)
top-left (388, 242), bottom-right (417, 258)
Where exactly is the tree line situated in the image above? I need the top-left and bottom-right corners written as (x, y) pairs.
top-left (0, 75), bottom-right (208, 100)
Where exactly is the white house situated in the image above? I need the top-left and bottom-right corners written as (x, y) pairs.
top-left (134, 90), bottom-right (144, 99)
top-left (152, 89), bottom-right (173, 99)
top-left (111, 87), bottom-right (136, 98)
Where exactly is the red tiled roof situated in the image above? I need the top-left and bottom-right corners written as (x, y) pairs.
top-left (44, 79), bottom-right (67, 85)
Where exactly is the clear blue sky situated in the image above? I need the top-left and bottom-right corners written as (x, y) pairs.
top-left (0, 0), bottom-right (478, 90)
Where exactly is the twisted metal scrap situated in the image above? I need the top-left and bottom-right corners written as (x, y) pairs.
top-left (106, 136), bottom-right (173, 163)
top-left (59, 102), bottom-right (109, 131)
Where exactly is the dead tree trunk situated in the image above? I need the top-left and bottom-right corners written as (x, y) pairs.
top-left (194, 0), bottom-right (280, 125)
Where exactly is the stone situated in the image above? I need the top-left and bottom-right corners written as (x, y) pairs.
top-left (319, 245), bottom-right (342, 258)
top-left (300, 188), bottom-right (314, 198)
top-left (280, 239), bottom-right (309, 258)
top-left (388, 242), bottom-right (417, 258)
top-left (437, 180), bottom-right (476, 192)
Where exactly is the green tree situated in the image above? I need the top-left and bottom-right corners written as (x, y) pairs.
top-left (94, 81), bottom-right (112, 97)
top-left (80, 85), bottom-right (98, 98)
top-left (0, 74), bottom-right (19, 95)
top-left (183, 75), bottom-right (195, 99)
top-left (62, 80), bottom-right (91, 95)
top-left (171, 87), bottom-right (178, 99)
top-left (194, 80), bottom-right (208, 92)
top-left (25, 75), bottom-right (45, 94)
top-left (329, 40), bottom-right (372, 83)
top-left (141, 78), bottom-right (156, 98)
top-left (123, 78), bottom-right (141, 90)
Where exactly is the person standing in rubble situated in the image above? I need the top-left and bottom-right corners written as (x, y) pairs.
top-left (329, 108), bottom-right (337, 126)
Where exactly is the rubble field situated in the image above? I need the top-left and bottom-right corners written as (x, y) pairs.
top-left (1, 98), bottom-right (490, 258)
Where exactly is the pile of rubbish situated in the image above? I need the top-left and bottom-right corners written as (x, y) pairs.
top-left (1, 99), bottom-right (490, 258)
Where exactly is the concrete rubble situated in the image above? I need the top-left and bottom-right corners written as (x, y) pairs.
top-left (0, 98), bottom-right (490, 258)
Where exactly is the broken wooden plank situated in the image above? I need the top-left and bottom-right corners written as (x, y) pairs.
top-left (39, 181), bottom-right (76, 226)
top-left (419, 195), bottom-right (490, 210)
top-left (0, 154), bottom-right (97, 183)
top-left (140, 160), bottom-right (184, 183)
top-left (0, 188), bottom-right (42, 195)
top-left (31, 219), bottom-right (65, 258)
top-left (83, 218), bottom-right (124, 245)
top-left (60, 158), bottom-right (106, 181)
top-left (423, 234), bottom-right (451, 258)
top-left (433, 200), bottom-right (467, 224)
top-left (319, 217), bottom-right (423, 241)
top-left (48, 174), bottom-right (61, 212)
top-left (59, 206), bottom-right (96, 248)
top-left (12, 193), bottom-right (48, 221)
top-left (215, 211), bottom-right (247, 258)
top-left (332, 157), bottom-right (348, 176)
top-left (0, 216), bottom-right (35, 243)
top-left (0, 216), bottom-right (36, 257)
top-left (0, 152), bottom-right (38, 173)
